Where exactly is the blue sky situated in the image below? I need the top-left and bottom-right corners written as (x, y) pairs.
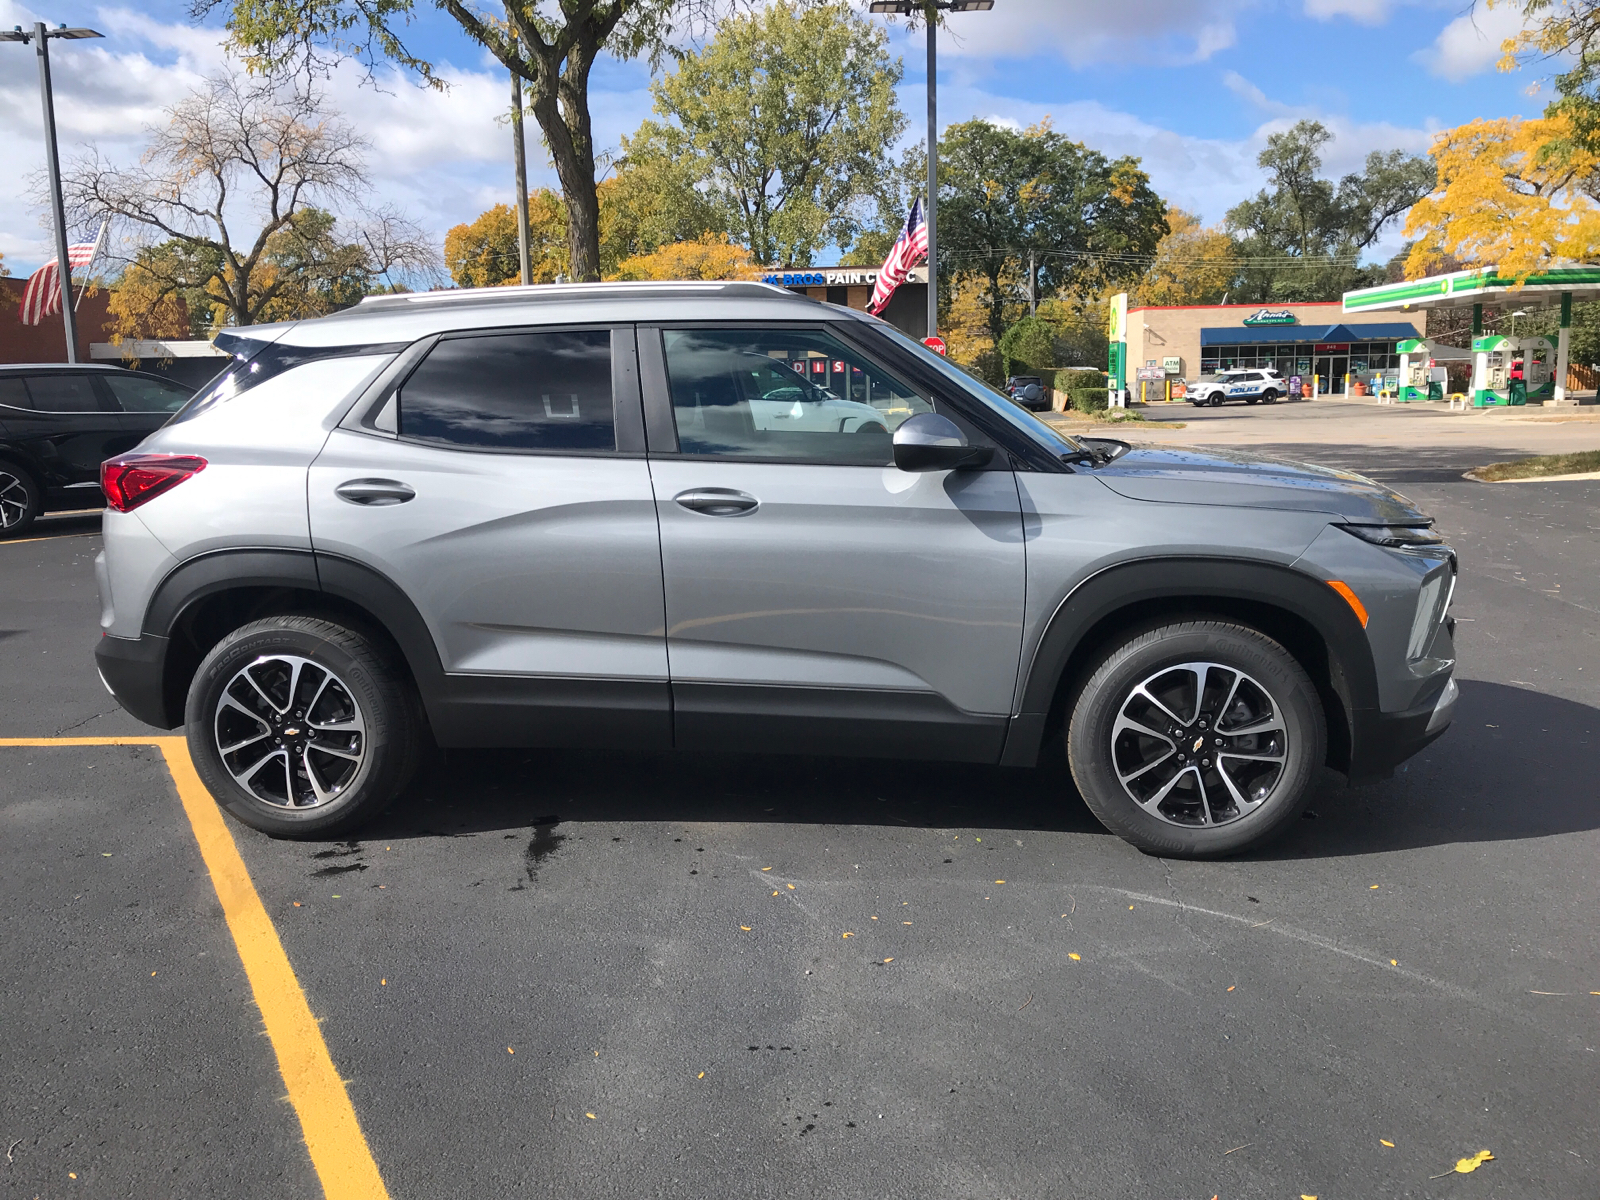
top-left (0, 0), bottom-right (1551, 274)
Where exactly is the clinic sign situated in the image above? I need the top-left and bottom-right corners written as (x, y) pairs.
top-left (1242, 308), bottom-right (1298, 326)
top-left (761, 266), bottom-right (926, 288)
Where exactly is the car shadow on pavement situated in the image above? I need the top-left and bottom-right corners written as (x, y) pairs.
top-left (1228, 442), bottom-right (1519, 483)
top-left (1257, 679), bottom-right (1600, 859)
top-left (359, 680), bottom-right (1598, 857)
top-left (365, 734), bottom-right (1109, 841)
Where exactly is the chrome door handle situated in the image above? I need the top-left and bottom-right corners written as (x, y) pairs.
top-left (335, 478), bottom-right (415, 506)
top-left (674, 487), bottom-right (759, 516)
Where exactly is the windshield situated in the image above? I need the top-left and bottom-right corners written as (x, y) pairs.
top-left (870, 322), bottom-right (1084, 453)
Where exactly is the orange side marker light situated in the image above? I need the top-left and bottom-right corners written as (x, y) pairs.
top-left (1326, 580), bottom-right (1369, 627)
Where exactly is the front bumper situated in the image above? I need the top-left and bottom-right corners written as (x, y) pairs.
top-left (1347, 674), bottom-right (1457, 784)
top-left (95, 632), bottom-right (179, 729)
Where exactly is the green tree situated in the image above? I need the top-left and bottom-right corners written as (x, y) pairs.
top-left (203, 0), bottom-right (724, 282)
top-left (636, 1), bottom-right (904, 266)
top-left (1225, 120), bottom-right (1433, 303)
top-left (939, 118), bottom-right (1167, 348)
top-left (601, 127), bottom-right (728, 271)
top-left (998, 315), bottom-right (1058, 378)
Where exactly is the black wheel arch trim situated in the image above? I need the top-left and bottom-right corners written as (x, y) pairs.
top-left (138, 547), bottom-right (449, 729)
top-left (1001, 556), bottom-right (1378, 772)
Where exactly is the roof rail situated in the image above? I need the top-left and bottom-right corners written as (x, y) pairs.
top-left (354, 279), bottom-right (796, 311)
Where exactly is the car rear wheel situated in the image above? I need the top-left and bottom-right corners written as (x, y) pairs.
top-left (0, 463), bottom-right (42, 538)
top-left (1066, 619), bottom-right (1325, 857)
top-left (185, 615), bottom-right (423, 838)
top-left (1261, 389), bottom-right (1279, 404)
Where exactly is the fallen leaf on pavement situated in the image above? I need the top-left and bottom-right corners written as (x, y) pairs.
top-left (882, 957), bottom-right (893, 963)
top-left (995, 880), bottom-right (1005, 884)
top-left (507, 1047), bottom-right (514, 1054)
top-left (787, 884), bottom-right (795, 890)
top-left (1391, 959), bottom-right (1398, 966)
top-left (1370, 884), bottom-right (1379, 889)
top-left (842, 932), bottom-right (853, 938)
top-left (1381, 1140), bottom-right (1394, 1147)
top-left (740, 926), bottom-right (751, 931)
top-left (698, 1072), bottom-right (705, 1079)
top-left (762, 867), bottom-right (772, 871)
top-left (586, 1113), bottom-right (596, 1119)
top-left (1227, 985), bottom-right (1235, 991)
top-left (1454, 1150), bottom-right (1494, 1174)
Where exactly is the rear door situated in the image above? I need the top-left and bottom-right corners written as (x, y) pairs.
top-left (0, 373), bottom-right (130, 498)
top-left (642, 323), bottom-right (1026, 762)
top-left (97, 371), bottom-right (194, 444)
top-left (308, 326), bottom-right (670, 749)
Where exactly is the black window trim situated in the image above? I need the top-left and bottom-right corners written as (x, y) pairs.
top-left (639, 318), bottom-right (1013, 470)
top-left (0, 370), bottom-right (119, 416)
top-left (342, 323), bottom-right (645, 458)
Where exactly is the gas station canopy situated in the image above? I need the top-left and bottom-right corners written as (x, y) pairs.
top-left (1343, 264), bottom-right (1600, 406)
top-left (1344, 263), bottom-right (1600, 314)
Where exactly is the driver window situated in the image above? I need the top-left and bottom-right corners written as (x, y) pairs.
top-left (663, 328), bottom-right (934, 464)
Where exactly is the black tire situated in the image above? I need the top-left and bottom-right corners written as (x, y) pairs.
top-left (1261, 389), bottom-right (1279, 404)
top-left (0, 462), bottom-right (43, 538)
top-left (1066, 620), bottom-right (1325, 858)
top-left (185, 615), bottom-right (422, 837)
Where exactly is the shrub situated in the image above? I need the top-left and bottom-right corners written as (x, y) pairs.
top-left (1057, 368), bottom-right (1104, 394)
top-left (1071, 388), bottom-right (1110, 413)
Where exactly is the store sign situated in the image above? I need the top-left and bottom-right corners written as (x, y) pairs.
top-left (1242, 308), bottom-right (1298, 326)
top-left (764, 272), bottom-right (829, 287)
top-left (761, 268), bottom-right (883, 287)
top-left (1313, 342), bottom-right (1350, 353)
top-left (1162, 356), bottom-right (1182, 373)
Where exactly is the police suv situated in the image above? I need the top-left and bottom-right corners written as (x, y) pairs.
top-left (1187, 368), bottom-right (1286, 407)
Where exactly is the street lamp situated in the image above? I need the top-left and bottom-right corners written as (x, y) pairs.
top-left (869, 0), bottom-right (994, 341)
top-left (0, 23), bottom-right (105, 363)
top-left (1509, 309), bottom-right (1528, 338)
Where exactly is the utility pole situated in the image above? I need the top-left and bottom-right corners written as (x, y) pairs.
top-left (1, 23), bottom-right (104, 362)
top-left (1028, 249), bottom-right (1036, 318)
top-left (509, 31), bottom-right (532, 286)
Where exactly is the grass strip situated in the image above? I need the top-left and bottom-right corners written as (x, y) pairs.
top-left (1472, 449), bottom-right (1600, 481)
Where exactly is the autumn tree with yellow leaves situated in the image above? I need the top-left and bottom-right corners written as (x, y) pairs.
top-left (1132, 207), bottom-right (1237, 307)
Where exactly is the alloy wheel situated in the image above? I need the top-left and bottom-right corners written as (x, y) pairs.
top-left (213, 654), bottom-right (367, 807)
top-left (1110, 661), bottom-right (1288, 827)
top-left (0, 471), bottom-right (30, 529)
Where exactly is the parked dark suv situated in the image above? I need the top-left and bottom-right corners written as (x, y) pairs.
top-left (0, 363), bottom-right (194, 536)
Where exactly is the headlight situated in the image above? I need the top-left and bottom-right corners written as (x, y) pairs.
top-left (1337, 523), bottom-right (1445, 549)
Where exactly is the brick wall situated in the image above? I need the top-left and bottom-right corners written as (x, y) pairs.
top-left (0, 277), bottom-right (119, 365)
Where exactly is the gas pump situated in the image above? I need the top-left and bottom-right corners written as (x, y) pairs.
top-left (1397, 337), bottom-right (1430, 402)
top-left (1518, 334), bottom-right (1556, 403)
top-left (1472, 335), bottom-right (1513, 406)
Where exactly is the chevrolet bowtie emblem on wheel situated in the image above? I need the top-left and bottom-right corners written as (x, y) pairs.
top-left (283, 727), bottom-right (302, 737)
top-left (1192, 736), bottom-right (1205, 753)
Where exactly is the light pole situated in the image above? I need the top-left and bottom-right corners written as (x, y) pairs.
top-left (1, 22), bottom-right (104, 363)
top-left (869, 1), bottom-right (993, 341)
top-left (1509, 309), bottom-right (1527, 338)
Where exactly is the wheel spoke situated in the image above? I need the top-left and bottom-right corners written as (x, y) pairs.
top-left (1112, 714), bottom-right (1174, 745)
top-left (308, 741), bottom-right (361, 763)
top-left (1134, 683), bottom-right (1191, 729)
top-left (1213, 760), bottom-right (1255, 812)
top-left (1118, 748), bottom-right (1176, 785)
top-left (1193, 769), bottom-right (1215, 825)
top-left (241, 668), bottom-right (286, 715)
top-left (218, 730), bottom-right (270, 755)
top-left (1219, 749), bottom-right (1285, 762)
top-left (1138, 765), bottom-right (1191, 811)
top-left (302, 747), bottom-right (336, 805)
top-left (1223, 715), bottom-right (1283, 737)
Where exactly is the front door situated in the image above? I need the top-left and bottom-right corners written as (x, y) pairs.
top-left (308, 326), bottom-right (669, 748)
top-left (642, 324), bottom-right (1026, 762)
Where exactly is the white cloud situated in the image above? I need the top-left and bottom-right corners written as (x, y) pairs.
top-left (881, 0), bottom-right (1251, 68)
top-left (1418, 2), bottom-right (1532, 81)
top-left (1302, 0), bottom-right (1396, 25)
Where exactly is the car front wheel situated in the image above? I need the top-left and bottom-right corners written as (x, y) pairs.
top-left (1066, 620), bottom-right (1325, 857)
top-left (185, 615), bottom-right (423, 837)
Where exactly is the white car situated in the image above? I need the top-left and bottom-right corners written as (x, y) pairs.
top-left (1187, 368), bottom-right (1286, 407)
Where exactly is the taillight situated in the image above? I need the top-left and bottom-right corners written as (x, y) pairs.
top-left (101, 454), bottom-right (207, 512)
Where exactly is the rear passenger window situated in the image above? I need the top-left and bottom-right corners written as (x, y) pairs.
top-left (0, 379), bottom-right (27, 409)
top-left (398, 330), bottom-right (614, 452)
top-left (21, 375), bottom-right (104, 412)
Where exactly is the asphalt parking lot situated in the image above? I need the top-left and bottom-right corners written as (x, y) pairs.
top-left (3, 420), bottom-right (1598, 1199)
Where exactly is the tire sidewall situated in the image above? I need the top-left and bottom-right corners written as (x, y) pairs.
top-left (1068, 623), bottom-right (1324, 857)
top-left (185, 619), bottom-right (412, 836)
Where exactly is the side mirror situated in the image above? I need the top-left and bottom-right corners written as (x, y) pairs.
top-left (892, 412), bottom-right (994, 472)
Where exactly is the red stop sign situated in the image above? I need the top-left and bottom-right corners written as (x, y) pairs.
top-left (923, 336), bottom-right (948, 355)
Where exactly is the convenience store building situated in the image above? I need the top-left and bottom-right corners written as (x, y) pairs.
top-left (762, 265), bottom-right (929, 339)
top-left (1122, 300), bottom-right (1427, 393)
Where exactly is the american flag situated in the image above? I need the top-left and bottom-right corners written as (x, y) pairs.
top-left (19, 235), bottom-right (103, 326)
top-left (867, 196), bottom-right (927, 315)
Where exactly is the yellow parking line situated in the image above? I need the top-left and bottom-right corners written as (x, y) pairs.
top-left (0, 531), bottom-right (100, 546)
top-left (1, 736), bottom-right (390, 1200)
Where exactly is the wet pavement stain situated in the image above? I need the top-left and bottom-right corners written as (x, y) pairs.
top-left (510, 815), bottom-right (564, 890)
top-left (311, 862), bottom-right (369, 878)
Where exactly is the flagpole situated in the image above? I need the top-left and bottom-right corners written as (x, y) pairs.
top-left (924, 0), bottom-right (937, 341)
top-left (74, 217), bottom-right (108, 312)
top-left (34, 22), bottom-right (80, 363)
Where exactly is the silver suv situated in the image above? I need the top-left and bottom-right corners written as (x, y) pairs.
top-left (94, 282), bottom-right (1458, 857)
